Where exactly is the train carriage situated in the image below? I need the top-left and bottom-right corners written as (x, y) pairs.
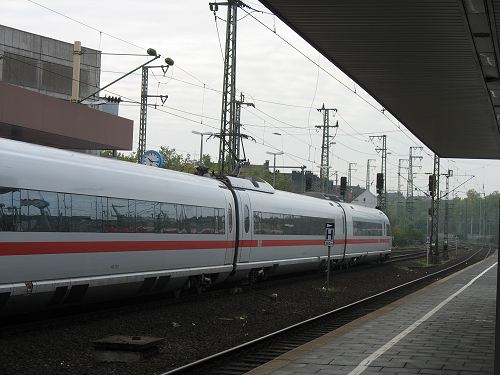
top-left (0, 138), bottom-right (391, 315)
top-left (0, 139), bottom-right (235, 314)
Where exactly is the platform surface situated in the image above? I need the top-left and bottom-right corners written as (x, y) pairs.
top-left (248, 252), bottom-right (498, 375)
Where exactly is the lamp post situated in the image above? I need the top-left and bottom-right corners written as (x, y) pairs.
top-left (192, 130), bottom-right (213, 166)
top-left (266, 151), bottom-right (284, 187)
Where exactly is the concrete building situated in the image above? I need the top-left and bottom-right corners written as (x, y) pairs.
top-left (352, 190), bottom-right (378, 208)
top-left (0, 24), bottom-right (100, 100)
top-left (0, 25), bottom-right (132, 150)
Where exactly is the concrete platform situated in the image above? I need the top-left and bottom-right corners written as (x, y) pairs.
top-left (248, 253), bottom-right (497, 375)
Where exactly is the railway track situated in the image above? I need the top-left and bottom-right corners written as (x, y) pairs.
top-left (161, 246), bottom-right (491, 375)
top-left (386, 248), bottom-right (427, 263)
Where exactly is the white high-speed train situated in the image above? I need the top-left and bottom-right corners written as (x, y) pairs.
top-left (0, 138), bottom-right (391, 315)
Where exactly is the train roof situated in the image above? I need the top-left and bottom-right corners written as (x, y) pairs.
top-left (0, 138), bottom-right (228, 207)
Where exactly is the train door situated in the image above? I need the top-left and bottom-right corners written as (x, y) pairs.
top-left (237, 191), bottom-right (252, 263)
top-left (224, 200), bottom-right (235, 265)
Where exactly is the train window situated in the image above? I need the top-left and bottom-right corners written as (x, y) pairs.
top-left (282, 214), bottom-right (294, 235)
top-left (228, 203), bottom-right (233, 233)
top-left (386, 223), bottom-right (392, 237)
top-left (353, 220), bottom-right (383, 236)
top-left (183, 205), bottom-right (197, 234)
top-left (95, 196), bottom-right (105, 233)
top-left (199, 207), bottom-right (215, 234)
top-left (259, 212), bottom-right (274, 235)
top-left (0, 185), bottom-right (225, 235)
top-left (216, 208), bottom-right (225, 234)
top-left (254, 211), bottom-right (328, 236)
top-left (253, 212), bottom-right (262, 234)
top-left (28, 191), bottom-right (59, 232)
top-left (136, 200), bottom-right (157, 233)
top-left (244, 205), bottom-right (250, 233)
top-left (58, 193), bottom-right (71, 232)
top-left (159, 203), bottom-right (177, 233)
top-left (0, 188), bottom-right (18, 231)
top-left (20, 189), bottom-right (32, 231)
top-left (72, 194), bottom-right (99, 232)
top-left (105, 198), bottom-right (131, 232)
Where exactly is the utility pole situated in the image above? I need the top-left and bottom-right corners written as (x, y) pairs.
top-left (398, 159), bottom-right (408, 224)
top-left (209, 0), bottom-right (246, 175)
top-left (429, 153), bottom-right (440, 264)
top-left (234, 92), bottom-right (254, 164)
top-left (443, 169), bottom-right (453, 259)
top-left (407, 146), bottom-right (423, 221)
top-left (398, 159), bottom-right (408, 197)
top-left (348, 162), bottom-right (357, 194)
top-left (369, 135), bottom-right (387, 212)
top-left (366, 159), bottom-right (376, 192)
top-left (315, 104), bottom-right (338, 193)
top-left (138, 60), bottom-right (173, 164)
top-left (266, 151), bottom-right (284, 187)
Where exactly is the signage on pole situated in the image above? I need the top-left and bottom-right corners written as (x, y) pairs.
top-left (324, 222), bottom-right (335, 291)
top-left (324, 222), bottom-right (335, 246)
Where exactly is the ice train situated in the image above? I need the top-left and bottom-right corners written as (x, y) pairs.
top-left (0, 138), bottom-right (391, 315)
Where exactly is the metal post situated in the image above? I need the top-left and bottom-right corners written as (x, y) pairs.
top-left (137, 66), bottom-right (149, 164)
top-left (234, 93), bottom-right (254, 165)
top-left (199, 133), bottom-right (204, 165)
top-left (495, 199), bottom-right (500, 375)
top-left (316, 104), bottom-right (338, 193)
top-left (301, 166), bottom-right (306, 193)
top-left (370, 135), bottom-right (387, 211)
top-left (324, 223), bottom-right (335, 291)
top-left (398, 159), bottom-right (408, 224)
top-left (71, 41), bottom-right (81, 103)
top-left (465, 198), bottom-right (468, 241)
top-left (210, 0), bottom-right (240, 176)
top-left (443, 170), bottom-right (452, 259)
top-left (272, 153), bottom-right (277, 187)
top-left (407, 147), bottom-right (423, 222)
top-left (326, 244), bottom-right (331, 289)
top-left (429, 153), bottom-right (440, 264)
top-left (348, 163), bottom-right (357, 191)
top-left (366, 159), bottom-right (376, 191)
top-left (266, 151), bottom-right (284, 188)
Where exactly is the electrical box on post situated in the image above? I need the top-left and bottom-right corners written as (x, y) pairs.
top-left (428, 174), bottom-right (435, 196)
top-left (376, 173), bottom-right (384, 194)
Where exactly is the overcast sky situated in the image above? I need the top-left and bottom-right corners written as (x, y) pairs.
top-left (4, 0), bottom-right (500, 196)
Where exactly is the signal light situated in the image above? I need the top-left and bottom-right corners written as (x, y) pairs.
top-left (340, 176), bottom-right (347, 196)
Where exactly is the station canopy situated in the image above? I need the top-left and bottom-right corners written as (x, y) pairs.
top-left (260, 0), bottom-right (500, 159)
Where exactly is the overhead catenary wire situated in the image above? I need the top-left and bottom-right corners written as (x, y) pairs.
top-left (19, 0), bottom-right (441, 190)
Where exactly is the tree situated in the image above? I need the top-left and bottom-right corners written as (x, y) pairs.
top-left (100, 150), bottom-right (138, 162)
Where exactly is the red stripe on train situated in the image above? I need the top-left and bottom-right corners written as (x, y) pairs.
top-left (261, 239), bottom-right (324, 247)
top-left (0, 238), bottom-right (390, 256)
top-left (0, 240), bottom-right (236, 256)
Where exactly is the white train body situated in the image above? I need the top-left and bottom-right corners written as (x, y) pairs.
top-left (0, 139), bottom-right (391, 315)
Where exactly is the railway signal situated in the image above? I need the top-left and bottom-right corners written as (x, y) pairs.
top-left (340, 177), bottom-right (347, 201)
